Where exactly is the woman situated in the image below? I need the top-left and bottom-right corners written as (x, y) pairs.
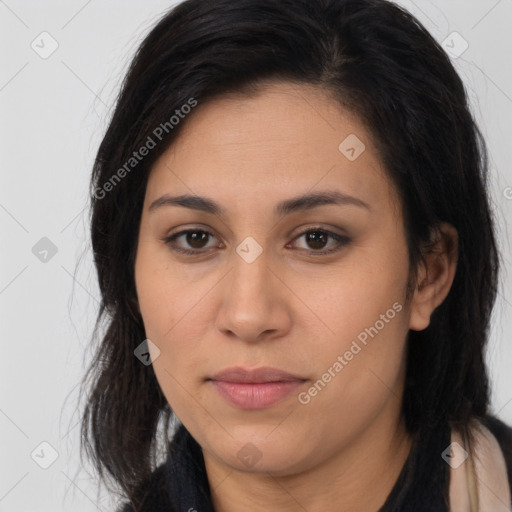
top-left (81, 0), bottom-right (512, 510)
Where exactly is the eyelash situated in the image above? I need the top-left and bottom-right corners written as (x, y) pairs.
top-left (162, 227), bottom-right (351, 256)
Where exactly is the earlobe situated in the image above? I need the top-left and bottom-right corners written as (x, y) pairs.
top-left (409, 223), bottom-right (458, 331)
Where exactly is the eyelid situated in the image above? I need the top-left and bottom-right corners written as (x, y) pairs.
top-left (162, 227), bottom-right (222, 255)
top-left (288, 226), bottom-right (351, 255)
top-left (162, 225), bottom-right (351, 256)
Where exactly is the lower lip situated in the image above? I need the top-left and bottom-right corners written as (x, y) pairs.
top-left (211, 380), bottom-right (305, 409)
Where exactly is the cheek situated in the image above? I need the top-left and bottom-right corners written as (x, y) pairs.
top-left (300, 292), bottom-right (408, 404)
top-left (135, 259), bottom-right (210, 421)
top-left (291, 243), bottom-right (410, 404)
top-left (292, 249), bottom-right (408, 350)
top-left (134, 243), bottom-right (216, 386)
top-left (295, 283), bottom-right (408, 448)
top-left (136, 239), bottom-right (204, 337)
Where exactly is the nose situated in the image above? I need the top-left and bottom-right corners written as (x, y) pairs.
top-left (215, 248), bottom-right (292, 343)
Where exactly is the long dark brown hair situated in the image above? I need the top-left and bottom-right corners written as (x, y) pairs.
top-left (80, 0), bottom-right (500, 508)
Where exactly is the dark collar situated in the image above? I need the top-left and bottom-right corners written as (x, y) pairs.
top-left (164, 423), bottom-right (216, 512)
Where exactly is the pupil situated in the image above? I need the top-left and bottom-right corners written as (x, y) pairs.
top-left (307, 231), bottom-right (327, 250)
top-left (187, 231), bottom-right (208, 248)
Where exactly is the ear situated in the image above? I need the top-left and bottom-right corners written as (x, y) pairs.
top-left (409, 223), bottom-right (458, 331)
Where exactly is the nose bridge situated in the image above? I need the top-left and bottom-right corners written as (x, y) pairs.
top-left (229, 243), bottom-right (273, 308)
top-left (215, 239), bottom-right (290, 341)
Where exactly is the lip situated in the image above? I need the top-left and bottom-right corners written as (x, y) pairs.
top-left (209, 366), bottom-right (306, 409)
top-left (210, 366), bottom-right (305, 383)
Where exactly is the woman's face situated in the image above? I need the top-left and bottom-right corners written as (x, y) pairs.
top-left (135, 82), bottom-right (417, 476)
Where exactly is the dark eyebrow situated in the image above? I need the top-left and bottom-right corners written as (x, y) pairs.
top-left (275, 190), bottom-right (370, 216)
top-left (148, 190), bottom-right (370, 217)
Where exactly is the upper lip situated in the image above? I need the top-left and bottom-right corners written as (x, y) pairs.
top-left (210, 366), bottom-right (306, 383)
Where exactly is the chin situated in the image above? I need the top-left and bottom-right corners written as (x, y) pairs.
top-left (210, 433), bottom-right (313, 476)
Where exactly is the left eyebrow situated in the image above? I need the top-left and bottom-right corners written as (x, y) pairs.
top-left (275, 190), bottom-right (371, 216)
top-left (148, 190), bottom-right (371, 217)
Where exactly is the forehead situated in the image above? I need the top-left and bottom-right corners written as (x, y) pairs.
top-left (145, 82), bottom-right (398, 217)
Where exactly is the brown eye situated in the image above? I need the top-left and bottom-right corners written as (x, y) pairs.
top-left (163, 229), bottom-right (220, 255)
top-left (304, 231), bottom-right (329, 250)
top-left (185, 231), bottom-right (209, 249)
top-left (290, 228), bottom-right (351, 255)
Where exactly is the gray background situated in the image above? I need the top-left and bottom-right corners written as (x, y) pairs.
top-left (1, 1), bottom-right (511, 510)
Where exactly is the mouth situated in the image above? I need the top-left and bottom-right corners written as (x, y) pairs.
top-left (210, 366), bottom-right (305, 383)
top-left (208, 366), bottom-right (307, 409)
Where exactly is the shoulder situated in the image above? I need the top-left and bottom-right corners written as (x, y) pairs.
top-left (465, 415), bottom-right (512, 510)
top-left (479, 415), bottom-right (512, 485)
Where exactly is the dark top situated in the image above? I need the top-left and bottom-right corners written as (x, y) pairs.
top-left (118, 414), bottom-right (512, 512)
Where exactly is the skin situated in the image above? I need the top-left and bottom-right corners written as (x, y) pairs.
top-left (134, 81), bottom-right (458, 512)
